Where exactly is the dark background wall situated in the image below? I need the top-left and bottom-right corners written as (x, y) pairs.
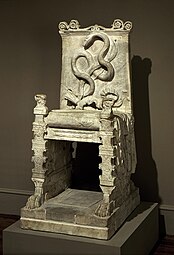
top-left (0, 0), bottom-right (174, 234)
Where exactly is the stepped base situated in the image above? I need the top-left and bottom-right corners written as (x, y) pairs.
top-left (21, 188), bottom-right (140, 240)
top-left (4, 202), bottom-right (159, 255)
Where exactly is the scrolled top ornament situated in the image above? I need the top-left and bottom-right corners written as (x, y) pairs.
top-left (58, 19), bottom-right (132, 32)
top-left (59, 20), bottom-right (80, 31)
top-left (123, 21), bottom-right (132, 31)
top-left (112, 19), bottom-right (132, 31)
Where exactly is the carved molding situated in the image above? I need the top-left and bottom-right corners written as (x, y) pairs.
top-left (59, 19), bottom-right (132, 32)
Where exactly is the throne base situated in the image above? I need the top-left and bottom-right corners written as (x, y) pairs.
top-left (21, 188), bottom-right (140, 240)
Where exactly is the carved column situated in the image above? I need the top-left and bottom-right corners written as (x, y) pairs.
top-left (26, 94), bottom-right (48, 209)
top-left (95, 108), bottom-right (116, 217)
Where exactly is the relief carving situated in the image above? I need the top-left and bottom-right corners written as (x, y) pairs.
top-left (65, 32), bottom-right (118, 109)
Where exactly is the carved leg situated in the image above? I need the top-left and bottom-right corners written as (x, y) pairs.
top-left (95, 185), bottom-right (115, 217)
top-left (26, 179), bottom-right (45, 209)
top-left (95, 113), bottom-right (116, 217)
top-left (25, 95), bottom-right (48, 210)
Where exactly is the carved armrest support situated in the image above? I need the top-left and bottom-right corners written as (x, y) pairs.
top-left (26, 94), bottom-right (49, 210)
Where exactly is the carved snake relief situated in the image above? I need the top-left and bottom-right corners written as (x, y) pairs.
top-left (84, 32), bottom-right (115, 81)
top-left (71, 32), bottom-right (115, 98)
top-left (71, 50), bottom-right (95, 97)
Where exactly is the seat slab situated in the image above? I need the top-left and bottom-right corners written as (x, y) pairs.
top-left (46, 109), bottom-right (101, 130)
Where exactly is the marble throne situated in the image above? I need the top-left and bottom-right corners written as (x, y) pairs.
top-left (21, 19), bottom-right (140, 240)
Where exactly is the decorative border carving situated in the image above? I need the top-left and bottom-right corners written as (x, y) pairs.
top-left (59, 19), bottom-right (132, 32)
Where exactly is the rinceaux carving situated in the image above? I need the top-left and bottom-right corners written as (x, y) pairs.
top-left (21, 19), bottom-right (140, 241)
top-left (59, 19), bottom-right (132, 32)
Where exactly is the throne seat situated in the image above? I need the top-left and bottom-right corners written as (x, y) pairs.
top-left (45, 109), bottom-right (102, 143)
top-left (45, 109), bottom-right (101, 143)
top-left (46, 109), bottom-right (101, 131)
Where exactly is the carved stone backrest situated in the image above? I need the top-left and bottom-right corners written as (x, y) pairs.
top-left (58, 19), bottom-right (133, 113)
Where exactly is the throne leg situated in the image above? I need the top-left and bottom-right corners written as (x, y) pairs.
top-left (25, 95), bottom-right (48, 209)
top-left (95, 114), bottom-right (116, 217)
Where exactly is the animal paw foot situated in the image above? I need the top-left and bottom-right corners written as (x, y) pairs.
top-left (26, 194), bottom-right (41, 209)
top-left (95, 201), bottom-right (112, 217)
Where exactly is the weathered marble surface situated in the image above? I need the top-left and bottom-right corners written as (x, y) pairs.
top-left (21, 19), bottom-right (140, 240)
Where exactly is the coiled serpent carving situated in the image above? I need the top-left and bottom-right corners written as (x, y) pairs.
top-left (71, 32), bottom-right (116, 98)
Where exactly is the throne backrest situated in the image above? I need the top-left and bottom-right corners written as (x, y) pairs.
top-left (58, 19), bottom-right (133, 113)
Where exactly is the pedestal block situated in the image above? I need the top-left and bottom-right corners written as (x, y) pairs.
top-left (3, 202), bottom-right (159, 255)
